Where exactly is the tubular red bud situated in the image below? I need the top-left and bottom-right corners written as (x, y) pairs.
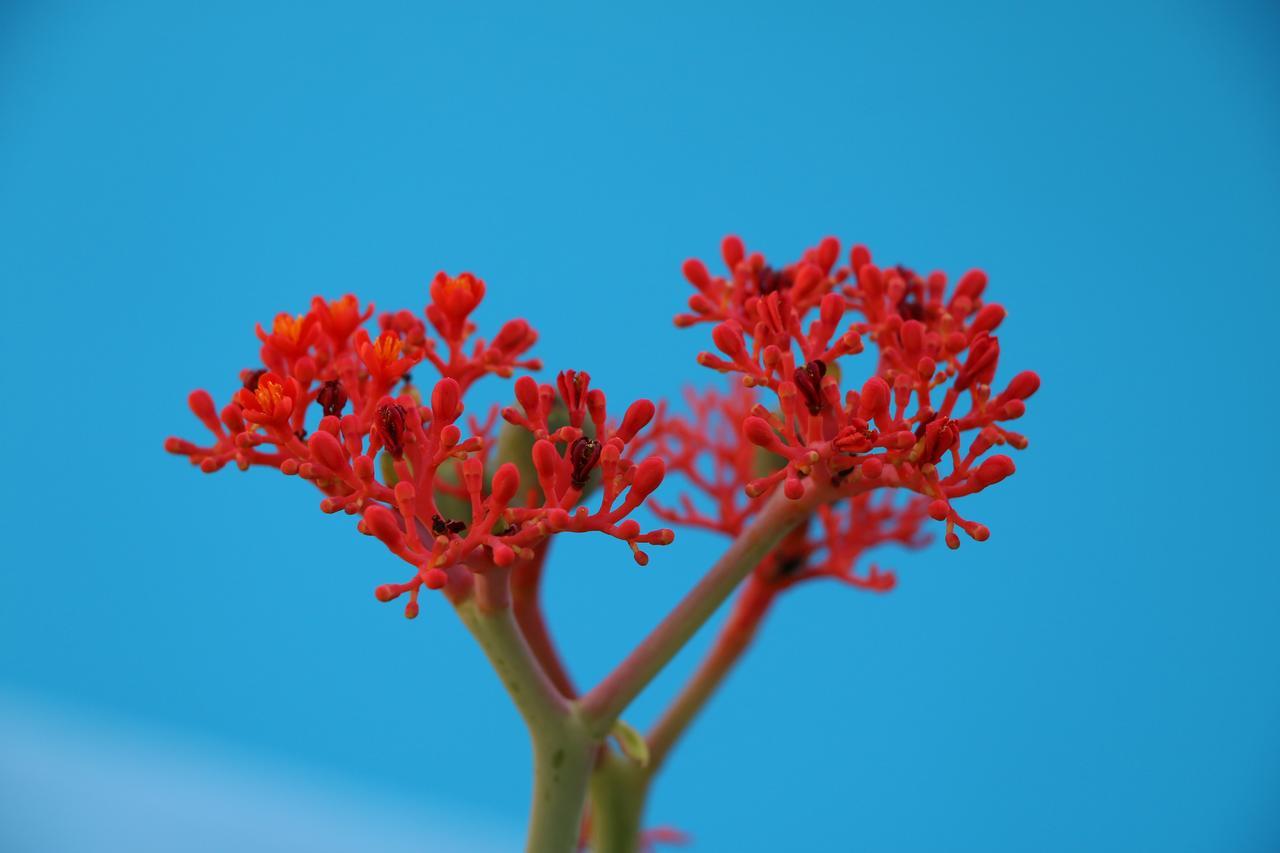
top-left (515, 375), bottom-right (540, 416)
top-left (492, 318), bottom-right (530, 351)
top-left (860, 457), bottom-right (883, 479)
top-left (953, 270), bottom-right (987, 303)
top-left (1002, 370), bottom-right (1041, 401)
top-left (971, 303), bottom-right (1007, 334)
top-left (363, 505), bottom-right (405, 548)
top-left (722, 235), bottom-right (745, 269)
top-left (975, 454), bottom-right (1016, 487)
top-left (424, 568), bottom-right (448, 589)
top-left (682, 258), bottom-right (712, 289)
top-left (188, 390), bottom-right (220, 432)
top-left (491, 463), bottom-right (521, 506)
top-left (820, 292), bottom-right (844, 329)
top-left (630, 457), bottom-right (666, 499)
top-left (532, 439), bottom-right (560, 482)
top-left (431, 378), bottom-right (461, 423)
top-left (308, 430), bottom-right (347, 472)
top-left (784, 475), bottom-right (804, 500)
top-left (858, 377), bottom-right (891, 420)
top-left (711, 322), bottom-right (746, 359)
top-left (928, 499), bottom-right (949, 521)
top-left (816, 236), bottom-right (840, 273)
top-left (617, 399), bottom-right (656, 442)
top-left (901, 320), bottom-right (925, 352)
top-left (743, 416), bottom-right (781, 450)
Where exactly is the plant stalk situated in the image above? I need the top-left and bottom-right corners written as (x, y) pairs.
top-left (578, 483), bottom-right (821, 736)
top-left (456, 571), bottom-right (595, 852)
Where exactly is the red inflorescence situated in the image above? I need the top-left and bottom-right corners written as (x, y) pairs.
top-left (167, 274), bottom-right (674, 618)
top-left (669, 234), bottom-right (1039, 552)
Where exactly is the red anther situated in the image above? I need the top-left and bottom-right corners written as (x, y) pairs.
top-left (791, 360), bottom-right (828, 416)
top-left (373, 402), bottom-right (408, 458)
top-left (971, 303), bottom-right (1006, 334)
top-left (682, 258), bottom-right (712, 289)
top-left (569, 437), bottom-right (602, 489)
top-left (711, 322), bottom-right (747, 359)
top-left (363, 505), bottom-right (405, 548)
top-left (928, 499), bottom-right (949, 521)
top-left (491, 463), bottom-right (521, 506)
top-left (241, 369), bottom-right (267, 391)
top-left (617, 399), bottom-right (656, 442)
top-left (431, 378), bottom-right (461, 423)
top-left (308, 430), bottom-right (348, 472)
top-left (316, 379), bottom-right (347, 417)
top-left (722, 235), bottom-right (745, 269)
top-left (975, 454), bottom-right (1016, 486)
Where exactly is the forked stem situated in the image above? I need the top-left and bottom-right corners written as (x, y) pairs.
top-left (455, 571), bottom-right (595, 853)
top-left (579, 483), bottom-right (822, 736)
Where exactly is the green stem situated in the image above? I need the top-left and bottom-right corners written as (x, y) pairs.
top-left (646, 616), bottom-right (756, 776)
top-left (579, 484), bottom-right (821, 736)
top-left (589, 750), bottom-right (649, 853)
top-left (455, 573), bottom-right (596, 853)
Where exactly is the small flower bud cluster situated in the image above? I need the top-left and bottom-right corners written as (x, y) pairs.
top-left (676, 235), bottom-right (1040, 549)
top-left (166, 273), bottom-right (672, 617)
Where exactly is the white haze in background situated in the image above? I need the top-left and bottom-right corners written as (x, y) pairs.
top-left (0, 691), bottom-right (518, 853)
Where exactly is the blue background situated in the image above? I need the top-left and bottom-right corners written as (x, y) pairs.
top-left (2, 2), bottom-right (1278, 851)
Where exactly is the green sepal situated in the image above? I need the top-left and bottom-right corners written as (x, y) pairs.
top-left (609, 718), bottom-right (650, 768)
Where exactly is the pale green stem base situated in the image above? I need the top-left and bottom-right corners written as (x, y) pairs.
top-left (589, 750), bottom-right (648, 853)
top-left (457, 596), bottom-right (597, 853)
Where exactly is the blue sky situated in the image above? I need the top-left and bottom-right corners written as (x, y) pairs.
top-left (2, 2), bottom-right (1278, 851)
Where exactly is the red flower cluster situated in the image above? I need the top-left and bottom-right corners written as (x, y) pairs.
top-left (167, 273), bottom-right (673, 617)
top-left (671, 235), bottom-right (1040, 551)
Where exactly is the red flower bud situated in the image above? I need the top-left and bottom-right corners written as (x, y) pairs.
top-left (975, 454), bottom-right (1016, 487)
top-left (617, 399), bottom-right (656, 442)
